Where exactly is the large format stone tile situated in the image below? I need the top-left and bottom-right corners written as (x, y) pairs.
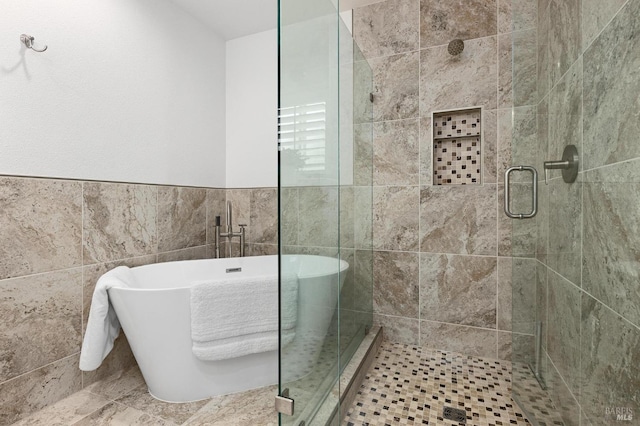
top-left (71, 402), bottom-right (177, 426)
top-left (373, 314), bottom-right (419, 345)
top-left (250, 188), bottom-right (277, 245)
top-left (157, 187), bottom-right (206, 252)
top-left (0, 177), bottom-right (82, 280)
top-left (419, 0), bottom-right (497, 49)
top-left (205, 188), bottom-right (226, 245)
top-left (580, 295), bottom-right (640, 424)
top-left (340, 186), bottom-right (355, 249)
top-left (549, 0), bottom-right (581, 88)
top-left (498, 30), bottom-right (536, 109)
top-left (418, 116), bottom-right (433, 185)
top-left (582, 0), bottom-right (627, 51)
top-left (419, 321), bottom-right (497, 359)
top-left (497, 106), bottom-right (537, 184)
top-left (354, 250), bottom-right (374, 314)
top-left (498, 257), bottom-right (536, 333)
top-left (354, 123), bottom-right (374, 186)
top-left (116, 384), bottom-right (209, 424)
top-left (373, 186), bottom-right (419, 251)
top-left (370, 52), bottom-right (420, 122)
top-left (483, 110), bottom-right (498, 184)
top-left (420, 37), bottom-right (497, 114)
top-left (537, 0), bottom-right (551, 101)
top-left (0, 268), bottom-right (82, 382)
top-left (182, 385), bottom-right (277, 426)
top-left (84, 366), bottom-right (145, 401)
top-left (297, 186), bottom-right (339, 248)
top-left (548, 176), bottom-right (582, 286)
top-left (546, 353), bottom-right (580, 426)
top-left (420, 184), bottom-right (497, 255)
top-left (157, 246), bottom-right (208, 263)
top-left (549, 57), bottom-right (582, 172)
top-left (354, 186), bottom-right (373, 250)
top-left (11, 390), bottom-right (109, 426)
top-left (373, 119), bottom-right (419, 186)
top-left (536, 262), bottom-right (549, 351)
top-left (420, 254), bottom-right (497, 328)
top-left (582, 162), bottom-right (640, 327)
top-left (373, 251), bottom-right (419, 318)
top-left (498, 0), bottom-right (537, 34)
top-left (0, 355), bottom-right (82, 425)
top-left (583, 0), bottom-right (640, 170)
top-left (83, 182), bottom-right (157, 265)
top-left (280, 187), bottom-right (299, 247)
top-left (353, 0), bottom-right (419, 59)
top-left (547, 270), bottom-right (581, 399)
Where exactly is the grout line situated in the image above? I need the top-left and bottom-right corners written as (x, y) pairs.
top-left (0, 352), bottom-right (81, 387)
top-left (581, 0), bottom-right (631, 54)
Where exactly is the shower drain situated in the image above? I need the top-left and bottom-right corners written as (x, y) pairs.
top-left (443, 406), bottom-right (467, 423)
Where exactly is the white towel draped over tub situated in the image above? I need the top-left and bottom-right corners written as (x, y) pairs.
top-left (79, 266), bottom-right (134, 371)
top-left (190, 273), bottom-right (298, 361)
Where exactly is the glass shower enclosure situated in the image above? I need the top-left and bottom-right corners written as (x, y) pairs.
top-left (277, 0), bottom-right (374, 424)
top-left (508, 0), bottom-right (640, 424)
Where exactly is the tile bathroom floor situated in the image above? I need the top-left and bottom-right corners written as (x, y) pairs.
top-left (11, 339), bottom-right (562, 426)
top-left (343, 341), bottom-right (544, 426)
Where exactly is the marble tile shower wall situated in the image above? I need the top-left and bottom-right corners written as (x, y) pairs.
top-left (530, 0), bottom-right (640, 424)
top-left (352, 0), bottom-right (537, 361)
top-left (0, 177), bottom-right (278, 425)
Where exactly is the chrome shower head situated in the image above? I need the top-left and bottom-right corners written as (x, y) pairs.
top-left (448, 39), bottom-right (464, 56)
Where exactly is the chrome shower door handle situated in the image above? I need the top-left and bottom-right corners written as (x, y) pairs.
top-left (504, 166), bottom-right (538, 219)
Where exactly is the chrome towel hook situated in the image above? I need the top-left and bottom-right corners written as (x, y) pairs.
top-left (20, 34), bottom-right (48, 52)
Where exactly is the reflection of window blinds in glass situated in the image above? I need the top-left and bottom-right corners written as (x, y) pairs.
top-left (279, 103), bottom-right (327, 172)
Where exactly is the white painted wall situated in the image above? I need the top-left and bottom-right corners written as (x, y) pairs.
top-left (0, 0), bottom-right (226, 187)
top-left (225, 29), bottom-right (278, 188)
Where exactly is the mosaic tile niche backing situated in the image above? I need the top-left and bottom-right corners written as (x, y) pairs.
top-left (433, 108), bottom-right (482, 185)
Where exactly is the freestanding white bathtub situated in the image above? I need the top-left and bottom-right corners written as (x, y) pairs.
top-left (108, 254), bottom-right (348, 403)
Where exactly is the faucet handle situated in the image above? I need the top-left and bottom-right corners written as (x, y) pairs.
top-left (542, 144), bottom-right (579, 185)
top-left (238, 224), bottom-right (247, 229)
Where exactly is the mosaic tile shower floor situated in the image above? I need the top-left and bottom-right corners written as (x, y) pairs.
top-left (343, 341), bottom-right (551, 426)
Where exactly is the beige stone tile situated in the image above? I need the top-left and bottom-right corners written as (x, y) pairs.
top-left (498, 0), bottom-right (537, 34)
top-left (373, 251), bottom-right (419, 318)
top-left (0, 268), bottom-right (82, 382)
top-left (420, 184), bottom-right (497, 256)
top-left (84, 366), bottom-right (145, 401)
top-left (419, 320), bottom-right (497, 359)
top-left (157, 246), bottom-right (208, 263)
top-left (419, 0), bottom-right (497, 49)
top-left (205, 188), bottom-right (226, 245)
top-left (115, 384), bottom-right (208, 424)
top-left (11, 390), bottom-right (109, 426)
top-left (0, 177), bottom-right (82, 280)
top-left (0, 355), bottom-right (82, 425)
top-left (250, 188), bottom-right (278, 245)
top-left (82, 182), bottom-right (157, 265)
top-left (353, 0), bottom-right (419, 59)
top-left (71, 402), bottom-right (178, 426)
top-left (157, 187), bottom-right (206, 252)
top-left (373, 314), bottom-right (419, 345)
top-left (549, 0), bottom-right (581, 87)
top-left (183, 385), bottom-right (278, 426)
top-left (420, 254), bottom-right (497, 328)
top-left (373, 186), bottom-right (419, 251)
top-left (420, 37), bottom-right (497, 115)
top-left (373, 119), bottom-right (419, 186)
top-left (370, 52), bottom-right (420, 122)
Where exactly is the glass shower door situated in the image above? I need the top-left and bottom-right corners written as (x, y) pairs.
top-left (277, 0), bottom-right (374, 423)
top-left (509, 0), bottom-right (640, 424)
